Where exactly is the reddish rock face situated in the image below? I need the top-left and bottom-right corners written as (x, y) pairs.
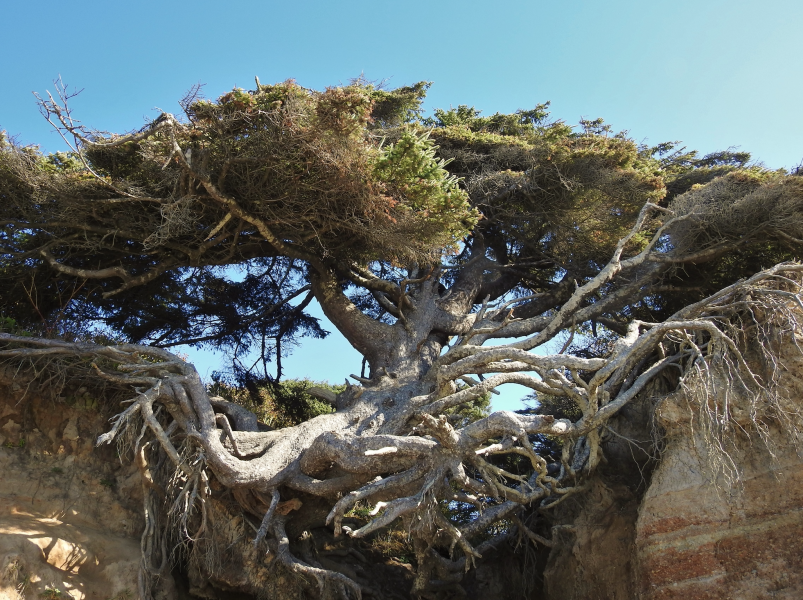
top-left (636, 397), bottom-right (803, 600)
top-left (542, 332), bottom-right (803, 600)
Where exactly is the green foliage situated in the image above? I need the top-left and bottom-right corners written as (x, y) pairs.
top-left (526, 392), bottom-right (583, 422)
top-left (0, 316), bottom-right (24, 335)
top-left (315, 85), bottom-right (374, 136)
top-left (372, 130), bottom-right (479, 252)
top-left (642, 141), bottom-right (755, 201)
top-left (621, 167), bottom-right (803, 321)
top-left (444, 390), bottom-right (491, 428)
top-left (41, 586), bottom-right (65, 599)
top-left (427, 115), bottom-right (667, 281)
top-left (268, 378), bottom-right (342, 426)
top-left (369, 528), bottom-right (414, 564)
top-left (0, 79), bottom-right (479, 349)
top-left (577, 117), bottom-right (614, 137)
top-left (78, 78), bottom-right (478, 263)
top-left (423, 103), bottom-right (551, 136)
top-left (4, 77), bottom-right (803, 379)
top-left (368, 81), bottom-right (431, 127)
top-left (37, 151), bottom-right (84, 174)
top-left (209, 377), bottom-right (344, 428)
top-left (425, 104), bottom-right (482, 128)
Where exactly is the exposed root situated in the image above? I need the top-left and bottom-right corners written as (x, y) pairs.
top-left (0, 262), bottom-right (801, 598)
top-left (254, 489), bottom-right (281, 549)
top-left (272, 517), bottom-right (362, 600)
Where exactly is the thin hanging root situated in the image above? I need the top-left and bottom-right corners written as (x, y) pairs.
top-left (5, 267), bottom-right (802, 598)
top-left (432, 509), bottom-right (482, 572)
top-left (136, 441), bottom-right (167, 501)
top-left (164, 446), bottom-right (210, 544)
top-left (254, 489), bottom-right (281, 549)
top-left (346, 473), bottom-right (441, 540)
top-left (140, 396), bottom-right (191, 476)
top-left (512, 516), bottom-right (554, 548)
top-left (140, 492), bottom-right (169, 575)
top-left (139, 483), bottom-right (169, 600)
top-left (96, 375), bottom-right (193, 477)
top-left (96, 383), bottom-right (161, 446)
top-left (215, 413), bottom-right (244, 457)
top-left (169, 474), bottom-right (197, 535)
top-left (272, 517), bottom-right (362, 600)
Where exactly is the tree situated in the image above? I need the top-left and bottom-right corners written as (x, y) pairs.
top-left (1, 77), bottom-right (802, 599)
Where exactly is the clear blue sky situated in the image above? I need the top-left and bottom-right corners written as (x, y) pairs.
top-left (3, 0), bottom-right (802, 409)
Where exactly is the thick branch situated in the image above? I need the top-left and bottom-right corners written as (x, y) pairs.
top-left (310, 270), bottom-right (394, 368)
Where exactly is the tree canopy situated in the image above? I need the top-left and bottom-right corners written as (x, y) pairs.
top-left (3, 79), bottom-right (800, 367)
top-left (2, 77), bottom-right (803, 599)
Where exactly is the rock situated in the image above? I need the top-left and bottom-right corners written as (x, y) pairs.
top-left (1, 419), bottom-right (20, 443)
top-left (543, 479), bottom-right (640, 600)
top-left (61, 416), bottom-right (80, 442)
top-left (635, 404), bottom-right (803, 599)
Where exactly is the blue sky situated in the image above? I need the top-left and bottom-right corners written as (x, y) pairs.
top-left (3, 0), bottom-right (802, 409)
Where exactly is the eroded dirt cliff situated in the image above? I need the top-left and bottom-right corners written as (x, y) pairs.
top-left (0, 374), bottom-right (177, 600)
top-left (635, 395), bottom-right (803, 599)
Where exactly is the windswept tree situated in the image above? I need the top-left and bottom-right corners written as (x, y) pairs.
top-left (1, 78), bottom-right (803, 599)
